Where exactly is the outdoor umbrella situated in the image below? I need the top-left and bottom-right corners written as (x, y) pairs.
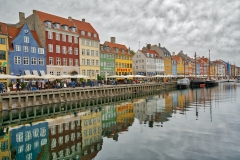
top-left (0, 74), bottom-right (21, 79)
top-left (61, 75), bottom-right (75, 79)
top-left (20, 74), bottom-right (42, 79)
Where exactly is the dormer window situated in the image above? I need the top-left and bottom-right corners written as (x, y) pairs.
top-left (87, 32), bottom-right (91, 36)
top-left (54, 23), bottom-right (60, 29)
top-left (100, 46), bottom-right (103, 50)
top-left (62, 25), bottom-right (68, 30)
top-left (115, 48), bottom-right (119, 52)
top-left (70, 27), bottom-right (76, 32)
top-left (122, 49), bottom-right (124, 53)
top-left (94, 34), bottom-right (97, 38)
top-left (44, 21), bottom-right (52, 28)
top-left (81, 31), bottom-right (85, 35)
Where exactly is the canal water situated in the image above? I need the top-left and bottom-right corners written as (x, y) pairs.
top-left (0, 83), bottom-right (240, 160)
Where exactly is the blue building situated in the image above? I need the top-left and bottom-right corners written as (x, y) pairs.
top-left (172, 59), bottom-right (177, 77)
top-left (10, 122), bottom-right (49, 160)
top-left (196, 63), bottom-right (200, 75)
top-left (8, 24), bottom-right (46, 76)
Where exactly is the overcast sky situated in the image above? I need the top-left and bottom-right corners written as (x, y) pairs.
top-left (1, 0), bottom-right (240, 65)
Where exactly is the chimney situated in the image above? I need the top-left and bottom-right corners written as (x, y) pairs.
top-left (68, 16), bottom-right (72, 21)
top-left (158, 43), bottom-right (161, 48)
top-left (82, 18), bottom-right (85, 22)
top-left (172, 52), bottom-right (175, 56)
top-left (110, 37), bottom-right (116, 43)
top-left (202, 56), bottom-right (204, 58)
top-left (147, 44), bottom-right (151, 49)
top-left (19, 12), bottom-right (25, 24)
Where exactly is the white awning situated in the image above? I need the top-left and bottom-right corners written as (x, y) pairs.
top-left (32, 70), bottom-right (39, 76)
top-left (24, 70), bottom-right (30, 75)
top-left (40, 70), bottom-right (45, 76)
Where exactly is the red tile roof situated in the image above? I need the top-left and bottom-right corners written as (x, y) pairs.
top-left (0, 22), bottom-right (8, 35)
top-left (105, 41), bottom-right (130, 55)
top-left (172, 55), bottom-right (181, 61)
top-left (72, 19), bottom-right (99, 41)
top-left (100, 44), bottom-right (115, 54)
top-left (140, 49), bottom-right (162, 59)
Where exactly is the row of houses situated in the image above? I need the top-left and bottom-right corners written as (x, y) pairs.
top-left (0, 10), bottom-right (239, 85)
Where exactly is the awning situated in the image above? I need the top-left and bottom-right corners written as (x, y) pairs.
top-left (40, 70), bottom-right (45, 76)
top-left (24, 70), bottom-right (30, 75)
top-left (32, 70), bottom-right (39, 76)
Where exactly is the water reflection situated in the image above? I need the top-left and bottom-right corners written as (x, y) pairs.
top-left (0, 83), bottom-right (239, 159)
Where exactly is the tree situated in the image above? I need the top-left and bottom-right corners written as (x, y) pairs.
top-left (130, 50), bottom-right (136, 55)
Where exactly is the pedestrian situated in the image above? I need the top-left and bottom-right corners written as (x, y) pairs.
top-left (16, 82), bottom-right (21, 92)
top-left (0, 82), bottom-right (3, 93)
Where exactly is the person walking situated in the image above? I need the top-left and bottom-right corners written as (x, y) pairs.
top-left (16, 82), bottom-right (21, 92)
top-left (0, 82), bottom-right (3, 93)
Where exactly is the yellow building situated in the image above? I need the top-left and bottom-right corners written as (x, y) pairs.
top-left (0, 22), bottom-right (9, 86)
top-left (172, 56), bottom-right (184, 75)
top-left (164, 93), bottom-right (173, 113)
top-left (72, 19), bottom-right (100, 80)
top-left (0, 131), bottom-right (10, 160)
top-left (116, 102), bottom-right (134, 123)
top-left (105, 37), bottom-right (132, 76)
top-left (81, 110), bottom-right (102, 150)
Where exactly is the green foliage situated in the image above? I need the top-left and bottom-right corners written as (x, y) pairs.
top-left (130, 50), bottom-right (136, 55)
top-left (79, 78), bottom-right (84, 82)
top-left (97, 75), bottom-right (102, 80)
top-left (21, 82), bottom-right (26, 88)
top-left (8, 82), bottom-right (13, 87)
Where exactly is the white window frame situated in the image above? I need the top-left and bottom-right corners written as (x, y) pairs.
top-left (23, 57), bottom-right (29, 65)
top-left (82, 49), bottom-right (85, 55)
top-left (88, 32), bottom-right (91, 36)
top-left (95, 51), bottom-right (98, 56)
top-left (74, 48), bottom-right (78, 55)
top-left (31, 47), bottom-right (36, 53)
top-left (75, 59), bottom-right (78, 66)
top-left (81, 31), bottom-right (85, 35)
top-left (38, 58), bottom-right (44, 65)
top-left (23, 46), bottom-right (28, 52)
top-left (56, 57), bottom-right (61, 66)
top-left (62, 34), bottom-right (66, 42)
top-left (48, 31), bottom-right (53, 39)
top-left (14, 56), bottom-right (21, 64)
top-left (48, 44), bottom-right (53, 52)
top-left (38, 48), bottom-right (44, 54)
top-left (62, 46), bottom-right (66, 54)
top-left (91, 50), bottom-right (94, 56)
top-left (68, 47), bottom-right (72, 54)
top-left (74, 37), bottom-right (78, 43)
top-left (56, 33), bottom-right (60, 41)
top-left (24, 36), bottom-right (29, 43)
top-left (82, 59), bottom-right (85, 65)
top-left (31, 57), bottom-right (37, 65)
top-left (68, 35), bottom-right (72, 43)
top-left (81, 39), bottom-right (85, 45)
top-left (15, 45), bottom-right (21, 51)
top-left (63, 58), bottom-right (67, 66)
top-left (56, 45), bottom-right (60, 53)
top-left (69, 58), bottom-right (73, 66)
top-left (49, 57), bottom-right (54, 65)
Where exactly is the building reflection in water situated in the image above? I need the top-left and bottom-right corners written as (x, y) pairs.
top-left (0, 84), bottom-right (238, 159)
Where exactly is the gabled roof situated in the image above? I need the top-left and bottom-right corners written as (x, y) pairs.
top-left (7, 24), bottom-right (41, 50)
top-left (160, 47), bottom-right (172, 58)
top-left (100, 43), bottom-right (115, 54)
top-left (72, 19), bottom-right (99, 41)
top-left (0, 22), bottom-right (8, 35)
top-left (140, 49), bottom-right (162, 59)
top-left (172, 55), bottom-right (181, 61)
top-left (105, 41), bottom-right (130, 55)
top-left (35, 10), bottom-right (75, 33)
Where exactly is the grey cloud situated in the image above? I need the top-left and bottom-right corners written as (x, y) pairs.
top-left (0, 0), bottom-right (239, 64)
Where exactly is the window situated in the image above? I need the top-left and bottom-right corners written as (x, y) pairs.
top-left (62, 34), bottom-right (66, 42)
top-left (92, 70), bottom-right (94, 76)
top-left (38, 58), bottom-right (44, 65)
top-left (48, 31), bottom-right (53, 39)
top-left (91, 59), bottom-right (94, 65)
top-left (31, 57), bottom-right (37, 65)
top-left (95, 51), bottom-right (98, 56)
top-left (82, 70), bottom-right (86, 75)
top-left (75, 59), bottom-right (78, 66)
top-left (69, 58), bottom-right (73, 66)
top-left (56, 33), bottom-right (60, 41)
top-left (86, 40), bottom-right (89, 46)
top-left (0, 38), bottom-right (5, 44)
top-left (15, 45), bottom-right (21, 51)
top-left (91, 41), bottom-right (94, 46)
top-left (45, 21), bottom-right (52, 28)
top-left (81, 39), bottom-right (85, 45)
top-left (38, 48), bottom-right (44, 54)
top-left (63, 58), bottom-right (67, 66)
top-left (88, 32), bottom-right (91, 36)
top-left (62, 46), bottom-right (66, 54)
top-left (23, 57), bottom-right (29, 65)
top-left (71, 27), bottom-right (76, 32)
top-left (14, 56), bottom-right (21, 64)
top-left (1, 141), bottom-right (8, 151)
top-left (74, 37), bottom-right (78, 43)
top-left (24, 36), bottom-right (29, 43)
top-left (91, 50), bottom-right (94, 56)
top-left (23, 46), bottom-right (28, 52)
top-left (96, 60), bottom-right (99, 66)
top-left (68, 35), bottom-right (72, 43)
top-left (62, 25), bottom-right (68, 30)
top-left (87, 59), bottom-right (90, 65)
top-left (31, 47), bottom-right (36, 53)
top-left (68, 47), bottom-right (72, 54)
top-left (56, 45), bottom-right (60, 53)
top-left (50, 71), bottom-right (54, 75)
top-left (82, 59), bottom-right (85, 65)
top-left (49, 57), bottom-right (54, 65)
top-left (81, 31), bottom-right (85, 35)
top-left (95, 42), bottom-right (98, 47)
top-left (54, 23), bottom-right (60, 28)
top-left (82, 49), bottom-right (85, 55)
top-left (48, 44), bottom-right (53, 52)
top-left (94, 34), bottom-right (97, 38)
top-left (74, 48), bottom-right (78, 55)
top-left (87, 49), bottom-right (90, 55)
top-left (56, 57), bottom-right (61, 65)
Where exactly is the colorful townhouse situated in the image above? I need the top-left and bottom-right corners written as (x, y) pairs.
top-left (102, 105), bottom-right (117, 137)
top-left (71, 18), bottom-right (100, 79)
top-left (8, 24), bottom-right (46, 77)
top-left (100, 43), bottom-right (115, 79)
top-left (172, 55), bottom-right (184, 76)
top-left (15, 11), bottom-right (80, 76)
top-left (0, 22), bottom-right (9, 85)
top-left (105, 37), bottom-right (132, 76)
top-left (171, 53), bottom-right (177, 77)
top-left (0, 131), bottom-right (10, 160)
top-left (200, 56), bottom-right (209, 76)
top-left (151, 43), bottom-right (172, 76)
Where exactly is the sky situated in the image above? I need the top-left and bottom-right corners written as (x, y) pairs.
top-left (1, 0), bottom-right (240, 65)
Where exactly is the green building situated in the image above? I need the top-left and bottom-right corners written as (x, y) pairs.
top-left (100, 44), bottom-right (115, 79)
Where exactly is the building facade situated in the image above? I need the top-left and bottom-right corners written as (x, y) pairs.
top-left (0, 22), bottom-right (9, 85)
top-left (8, 24), bottom-right (46, 77)
top-left (100, 44), bottom-right (115, 79)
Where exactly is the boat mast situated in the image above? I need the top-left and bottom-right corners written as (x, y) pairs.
top-left (195, 52), bottom-right (197, 77)
top-left (209, 49), bottom-right (210, 79)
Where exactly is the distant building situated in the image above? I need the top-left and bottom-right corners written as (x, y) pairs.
top-left (7, 24), bottom-right (46, 77)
